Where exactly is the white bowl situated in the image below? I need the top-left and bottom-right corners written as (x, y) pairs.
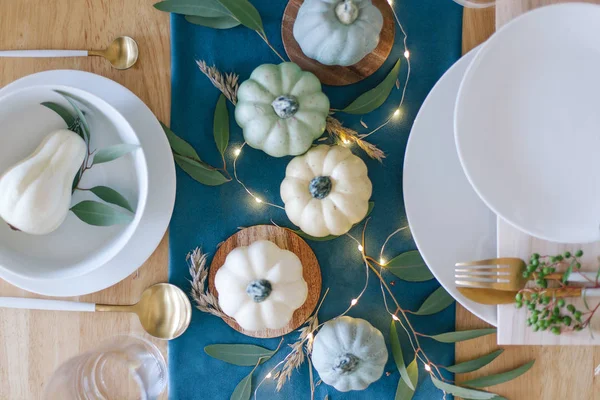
top-left (0, 85), bottom-right (148, 280)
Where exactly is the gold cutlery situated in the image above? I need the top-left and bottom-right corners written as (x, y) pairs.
top-left (0, 36), bottom-right (139, 70)
top-left (458, 287), bottom-right (599, 306)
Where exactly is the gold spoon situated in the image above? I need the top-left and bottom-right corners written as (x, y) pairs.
top-left (0, 283), bottom-right (192, 340)
top-left (0, 36), bottom-right (139, 70)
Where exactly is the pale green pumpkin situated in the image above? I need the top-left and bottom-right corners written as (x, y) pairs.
top-left (235, 62), bottom-right (330, 157)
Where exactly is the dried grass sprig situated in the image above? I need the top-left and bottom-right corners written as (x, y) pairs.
top-left (325, 116), bottom-right (385, 161)
top-left (187, 247), bottom-right (229, 320)
top-left (196, 60), bottom-right (239, 105)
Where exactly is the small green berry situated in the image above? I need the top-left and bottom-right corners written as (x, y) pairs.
top-left (551, 326), bottom-right (561, 335)
top-left (549, 267), bottom-right (556, 273)
top-left (550, 256), bottom-right (558, 263)
top-left (576, 262), bottom-right (581, 269)
top-left (532, 325), bottom-right (540, 332)
top-left (527, 264), bottom-right (537, 273)
top-left (567, 304), bottom-right (576, 313)
top-left (575, 325), bottom-right (583, 331)
top-left (564, 251), bottom-right (571, 258)
top-left (557, 299), bottom-right (566, 307)
top-left (553, 306), bottom-right (560, 315)
top-left (576, 250), bottom-right (583, 257)
top-left (539, 279), bottom-right (548, 288)
top-left (575, 311), bottom-right (582, 321)
top-left (556, 255), bottom-right (563, 262)
top-left (516, 293), bottom-right (523, 301)
top-left (526, 318), bottom-right (533, 326)
top-left (542, 267), bottom-right (551, 275)
top-left (532, 253), bottom-right (540, 260)
top-left (542, 296), bottom-right (550, 305)
top-left (542, 310), bottom-right (549, 318)
top-left (516, 301), bottom-right (523, 309)
top-left (531, 314), bottom-right (539, 324)
top-left (528, 303), bottom-right (536, 311)
top-left (532, 259), bottom-right (539, 267)
top-left (563, 316), bottom-right (572, 326)
top-left (522, 271), bottom-right (531, 279)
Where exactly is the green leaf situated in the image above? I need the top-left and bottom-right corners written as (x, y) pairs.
top-left (215, 0), bottom-right (264, 34)
top-left (42, 102), bottom-right (75, 127)
top-left (93, 144), bottom-right (139, 165)
top-left (386, 251), bottom-right (434, 282)
top-left (390, 320), bottom-right (415, 390)
top-left (563, 264), bottom-right (573, 284)
top-left (431, 376), bottom-right (498, 400)
top-left (341, 59), bottom-right (401, 115)
top-left (174, 154), bottom-right (229, 186)
top-left (414, 286), bottom-right (454, 316)
top-left (395, 358), bottom-right (418, 400)
top-left (204, 344), bottom-right (275, 366)
top-left (463, 360), bottom-right (535, 388)
top-left (55, 91), bottom-right (90, 143)
top-left (443, 349), bottom-right (504, 374)
top-left (70, 200), bottom-right (134, 226)
top-left (230, 371), bottom-right (252, 400)
top-left (295, 202), bottom-right (374, 241)
top-left (88, 186), bottom-right (134, 213)
top-left (160, 122), bottom-right (202, 161)
top-left (185, 15), bottom-right (241, 29)
top-left (154, 0), bottom-right (231, 18)
top-left (213, 94), bottom-right (230, 156)
top-left (430, 328), bottom-right (497, 343)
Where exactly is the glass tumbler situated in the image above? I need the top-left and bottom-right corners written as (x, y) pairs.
top-left (43, 335), bottom-right (167, 400)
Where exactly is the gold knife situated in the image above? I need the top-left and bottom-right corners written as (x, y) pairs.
top-left (457, 287), bottom-right (590, 305)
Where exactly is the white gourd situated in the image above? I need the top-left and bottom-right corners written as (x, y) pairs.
top-left (214, 240), bottom-right (309, 331)
top-left (0, 129), bottom-right (86, 235)
top-left (312, 316), bottom-right (388, 392)
top-left (293, 0), bottom-right (384, 67)
top-left (280, 145), bottom-right (372, 237)
top-left (235, 62), bottom-right (330, 157)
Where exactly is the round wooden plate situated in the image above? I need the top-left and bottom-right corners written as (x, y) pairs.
top-left (208, 225), bottom-right (322, 338)
top-left (281, 0), bottom-right (395, 86)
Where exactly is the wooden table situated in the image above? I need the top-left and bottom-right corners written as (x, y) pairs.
top-left (457, 2), bottom-right (600, 399)
top-left (0, 1), bottom-right (170, 398)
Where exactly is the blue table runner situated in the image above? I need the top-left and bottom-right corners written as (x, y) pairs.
top-left (169, 1), bottom-right (463, 398)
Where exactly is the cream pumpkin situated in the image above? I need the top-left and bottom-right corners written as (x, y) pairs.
top-left (312, 316), bottom-right (388, 392)
top-left (293, 0), bottom-right (384, 66)
top-left (234, 62), bottom-right (330, 157)
top-left (214, 240), bottom-right (308, 331)
top-left (280, 145), bottom-right (372, 237)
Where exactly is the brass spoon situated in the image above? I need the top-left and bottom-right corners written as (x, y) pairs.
top-left (0, 283), bottom-right (192, 340)
top-left (0, 36), bottom-right (139, 70)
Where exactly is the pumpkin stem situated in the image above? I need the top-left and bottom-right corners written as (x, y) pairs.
top-left (333, 353), bottom-right (360, 373)
top-left (335, 0), bottom-right (359, 25)
top-left (272, 95), bottom-right (300, 119)
top-left (309, 176), bottom-right (332, 199)
top-left (246, 279), bottom-right (273, 303)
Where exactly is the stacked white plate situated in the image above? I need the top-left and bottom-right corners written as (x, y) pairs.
top-left (404, 3), bottom-right (600, 326)
top-left (0, 71), bottom-right (176, 296)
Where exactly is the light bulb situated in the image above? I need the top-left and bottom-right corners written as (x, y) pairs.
top-left (404, 50), bottom-right (410, 59)
top-left (266, 372), bottom-right (272, 379)
top-left (380, 257), bottom-right (386, 265)
top-left (342, 138), bottom-right (350, 145)
top-left (233, 147), bottom-right (241, 156)
top-left (351, 299), bottom-right (358, 306)
top-left (307, 332), bottom-right (314, 341)
top-left (392, 314), bottom-right (400, 321)
top-left (424, 364), bottom-right (432, 372)
top-left (255, 197), bottom-right (263, 203)
top-left (393, 108), bottom-right (401, 118)
top-left (357, 244), bottom-right (364, 252)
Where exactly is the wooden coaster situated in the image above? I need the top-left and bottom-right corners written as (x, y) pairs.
top-left (208, 225), bottom-right (322, 338)
top-left (281, 0), bottom-right (395, 86)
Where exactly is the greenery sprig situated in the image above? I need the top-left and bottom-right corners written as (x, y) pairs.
top-left (43, 92), bottom-right (138, 227)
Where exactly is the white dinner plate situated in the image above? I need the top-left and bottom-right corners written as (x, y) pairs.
top-left (0, 85), bottom-right (147, 281)
top-left (404, 46), bottom-right (497, 326)
top-left (0, 70), bottom-right (175, 296)
top-left (455, 4), bottom-right (600, 244)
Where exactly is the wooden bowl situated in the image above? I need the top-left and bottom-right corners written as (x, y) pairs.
top-left (208, 225), bottom-right (322, 338)
top-left (281, 0), bottom-right (396, 86)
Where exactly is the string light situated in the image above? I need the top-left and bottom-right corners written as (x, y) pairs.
top-left (388, 0), bottom-right (393, 4)
top-left (379, 257), bottom-right (387, 265)
top-left (424, 364), bottom-right (432, 372)
top-left (357, 244), bottom-right (364, 252)
top-left (342, 138), bottom-right (350, 145)
top-left (255, 197), bottom-right (263, 203)
top-left (393, 108), bottom-right (401, 118)
top-left (351, 299), bottom-right (358, 306)
top-left (392, 314), bottom-right (400, 321)
top-left (404, 50), bottom-right (410, 59)
top-left (266, 372), bottom-right (272, 379)
top-left (307, 332), bottom-right (314, 341)
top-left (233, 147), bottom-right (242, 156)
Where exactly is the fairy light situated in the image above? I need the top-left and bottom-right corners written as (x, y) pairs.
top-left (357, 244), bottom-right (364, 252)
top-left (266, 372), bottom-right (272, 379)
top-left (393, 108), bottom-right (401, 118)
top-left (404, 50), bottom-right (410, 59)
top-left (351, 298), bottom-right (358, 306)
top-left (387, 0), bottom-right (393, 4)
top-left (392, 314), bottom-right (400, 321)
top-left (379, 257), bottom-right (387, 265)
top-left (233, 147), bottom-right (242, 156)
top-left (424, 364), bottom-right (432, 372)
top-left (342, 138), bottom-right (350, 145)
top-left (255, 197), bottom-right (263, 203)
top-left (307, 332), bottom-right (314, 341)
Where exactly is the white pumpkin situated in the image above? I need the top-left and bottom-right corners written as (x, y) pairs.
top-left (235, 62), bottom-right (330, 157)
top-left (293, 0), bottom-right (384, 67)
top-left (312, 316), bottom-right (388, 392)
top-left (214, 240), bottom-right (309, 331)
top-left (280, 145), bottom-right (372, 237)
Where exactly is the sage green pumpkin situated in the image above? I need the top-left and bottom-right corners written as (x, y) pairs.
top-left (235, 62), bottom-right (330, 157)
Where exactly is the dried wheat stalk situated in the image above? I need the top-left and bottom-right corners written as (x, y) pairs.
top-left (325, 116), bottom-right (385, 161)
top-left (196, 60), bottom-right (239, 105)
top-left (187, 247), bottom-right (229, 320)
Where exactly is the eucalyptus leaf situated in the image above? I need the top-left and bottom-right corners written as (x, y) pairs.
top-left (88, 186), bottom-right (134, 213)
top-left (444, 349), bottom-right (503, 374)
top-left (414, 286), bottom-right (454, 316)
top-left (463, 360), bottom-right (535, 388)
top-left (41, 102), bottom-right (75, 127)
top-left (430, 376), bottom-right (498, 400)
top-left (213, 94), bottom-right (230, 156)
top-left (174, 154), bottom-right (229, 186)
top-left (230, 371), bottom-right (252, 400)
top-left (70, 200), bottom-right (134, 226)
top-left (93, 144), bottom-right (139, 165)
top-left (55, 91), bottom-right (90, 143)
top-left (390, 320), bottom-right (414, 390)
top-left (216, 0), bottom-right (264, 35)
top-left (204, 344), bottom-right (275, 366)
top-left (386, 251), bottom-right (434, 282)
top-left (160, 122), bottom-right (202, 161)
top-left (430, 328), bottom-right (497, 343)
top-left (395, 358), bottom-right (418, 400)
top-left (294, 202), bottom-right (374, 241)
top-left (154, 0), bottom-right (232, 18)
top-left (341, 59), bottom-right (401, 115)
top-left (185, 14), bottom-right (241, 29)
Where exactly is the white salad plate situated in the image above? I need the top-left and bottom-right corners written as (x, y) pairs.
top-left (0, 70), bottom-right (176, 296)
top-left (455, 3), bottom-right (600, 244)
top-left (404, 46), bottom-right (498, 326)
top-left (0, 85), bottom-right (148, 281)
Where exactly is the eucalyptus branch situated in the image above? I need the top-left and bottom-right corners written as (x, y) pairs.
top-left (256, 31), bottom-right (286, 62)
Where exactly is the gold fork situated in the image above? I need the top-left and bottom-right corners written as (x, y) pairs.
top-left (454, 257), bottom-right (596, 291)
